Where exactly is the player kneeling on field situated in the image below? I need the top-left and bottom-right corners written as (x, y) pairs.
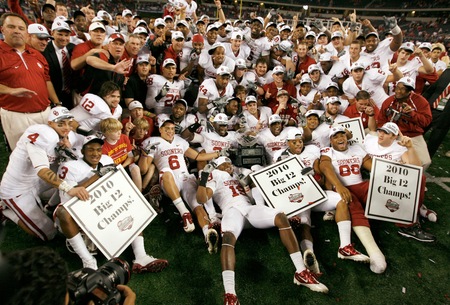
top-left (55, 135), bottom-right (168, 272)
top-left (197, 157), bottom-right (329, 304)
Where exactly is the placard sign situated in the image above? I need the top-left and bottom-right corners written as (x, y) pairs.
top-left (365, 158), bottom-right (422, 224)
top-left (64, 165), bottom-right (157, 259)
top-left (337, 117), bottom-right (365, 145)
top-left (250, 156), bottom-right (327, 217)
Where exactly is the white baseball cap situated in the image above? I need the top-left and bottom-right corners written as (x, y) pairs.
top-left (206, 24), bottom-right (219, 33)
top-left (231, 31), bottom-right (243, 40)
top-left (162, 58), bottom-right (177, 67)
top-left (108, 33), bottom-right (125, 44)
top-left (51, 20), bottom-right (71, 32)
top-left (136, 54), bottom-right (150, 64)
top-left (176, 20), bottom-right (189, 28)
top-left (89, 22), bottom-right (106, 32)
top-left (326, 96), bottom-right (341, 104)
top-left (128, 101), bottom-right (143, 110)
top-left (277, 89), bottom-right (289, 97)
top-left (245, 95), bottom-right (257, 104)
top-left (159, 118), bottom-right (175, 128)
top-left (286, 128), bottom-right (303, 140)
top-left (319, 52), bottom-right (332, 61)
top-left (300, 75), bottom-right (312, 85)
top-left (308, 64), bottom-right (321, 73)
top-left (235, 58), bottom-right (246, 69)
top-left (326, 82), bottom-right (339, 89)
top-left (400, 42), bottom-right (415, 53)
top-left (280, 24), bottom-right (291, 32)
top-left (172, 31), bottom-right (185, 40)
top-left (213, 113), bottom-right (229, 124)
top-left (48, 106), bottom-right (74, 122)
top-left (269, 114), bottom-right (282, 125)
top-left (397, 77), bottom-right (415, 90)
top-left (28, 23), bottom-right (53, 39)
top-left (329, 126), bottom-right (346, 138)
top-left (154, 18), bottom-right (166, 27)
top-left (419, 42), bottom-right (432, 51)
top-left (216, 65), bottom-right (231, 76)
top-left (214, 156), bottom-right (232, 167)
top-left (377, 122), bottom-right (399, 136)
top-left (133, 26), bottom-right (148, 35)
top-left (350, 62), bottom-right (365, 71)
top-left (82, 135), bottom-right (104, 147)
top-left (273, 65), bottom-right (285, 74)
top-left (305, 31), bottom-right (316, 38)
top-left (305, 110), bottom-right (321, 118)
top-left (122, 9), bottom-right (133, 17)
top-left (331, 31), bottom-right (343, 39)
top-left (208, 42), bottom-right (225, 55)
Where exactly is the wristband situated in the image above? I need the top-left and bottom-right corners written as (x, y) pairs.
top-left (59, 180), bottom-right (74, 193)
top-left (391, 25), bottom-right (401, 35)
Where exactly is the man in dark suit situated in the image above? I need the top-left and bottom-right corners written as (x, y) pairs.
top-left (43, 20), bottom-right (75, 108)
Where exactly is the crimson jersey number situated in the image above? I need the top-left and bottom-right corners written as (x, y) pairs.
top-left (27, 133), bottom-right (40, 144)
top-left (168, 155), bottom-right (181, 170)
top-left (81, 99), bottom-right (94, 112)
top-left (339, 164), bottom-right (361, 177)
top-left (199, 85), bottom-right (208, 96)
top-left (59, 166), bottom-right (69, 179)
top-left (229, 185), bottom-right (246, 197)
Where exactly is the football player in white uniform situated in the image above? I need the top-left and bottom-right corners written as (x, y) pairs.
top-left (223, 31), bottom-right (251, 61)
top-left (197, 157), bottom-right (329, 304)
top-left (198, 42), bottom-right (236, 80)
top-left (71, 81), bottom-right (123, 132)
top-left (273, 129), bottom-right (370, 273)
top-left (243, 17), bottom-right (271, 66)
top-left (257, 114), bottom-right (307, 164)
top-left (55, 136), bottom-right (170, 270)
top-left (139, 119), bottom-right (223, 252)
top-left (145, 58), bottom-right (185, 115)
top-left (242, 95), bottom-right (272, 133)
top-left (319, 126), bottom-right (387, 274)
top-left (0, 107), bottom-right (88, 241)
top-left (342, 61), bottom-right (402, 107)
top-left (308, 64), bottom-right (333, 94)
top-left (195, 65), bottom-right (234, 116)
top-left (157, 99), bottom-right (199, 135)
top-left (363, 122), bottom-right (436, 242)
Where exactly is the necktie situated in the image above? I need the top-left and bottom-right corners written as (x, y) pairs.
top-left (61, 49), bottom-right (71, 94)
top-left (432, 84), bottom-right (449, 109)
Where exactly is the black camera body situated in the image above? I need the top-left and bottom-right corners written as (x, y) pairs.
top-left (67, 258), bottom-right (130, 305)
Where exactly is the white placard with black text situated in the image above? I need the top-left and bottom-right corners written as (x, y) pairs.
top-left (64, 165), bottom-right (157, 259)
top-left (250, 156), bottom-right (327, 217)
top-left (337, 117), bottom-right (365, 145)
top-left (365, 158), bottom-right (422, 224)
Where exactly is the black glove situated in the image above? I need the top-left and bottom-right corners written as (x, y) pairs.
top-left (188, 122), bottom-right (201, 133)
top-left (174, 124), bottom-right (183, 134)
top-left (320, 114), bottom-right (334, 125)
top-left (301, 166), bottom-right (315, 176)
top-left (349, 21), bottom-right (358, 32)
top-left (207, 96), bottom-right (229, 110)
top-left (277, 149), bottom-right (290, 161)
top-left (199, 164), bottom-right (215, 186)
top-left (155, 83), bottom-right (169, 101)
top-left (94, 164), bottom-right (118, 177)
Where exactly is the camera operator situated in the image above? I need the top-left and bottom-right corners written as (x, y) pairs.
top-left (0, 247), bottom-right (136, 305)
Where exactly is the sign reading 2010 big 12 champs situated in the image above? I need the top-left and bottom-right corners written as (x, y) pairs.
top-left (64, 165), bottom-right (157, 259)
top-left (365, 158), bottom-right (422, 224)
top-left (250, 156), bottom-right (327, 217)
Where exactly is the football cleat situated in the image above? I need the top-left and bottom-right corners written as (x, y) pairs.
top-left (303, 249), bottom-right (320, 274)
top-left (132, 255), bottom-right (169, 273)
top-left (288, 216), bottom-right (302, 230)
top-left (82, 258), bottom-right (98, 270)
top-left (338, 244), bottom-right (370, 262)
top-left (224, 293), bottom-right (240, 305)
top-left (398, 224), bottom-right (436, 243)
top-left (323, 210), bottom-right (335, 221)
top-left (206, 228), bottom-right (219, 254)
top-left (419, 204), bottom-right (437, 222)
top-left (294, 269), bottom-right (329, 293)
top-left (182, 212), bottom-right (195, 233)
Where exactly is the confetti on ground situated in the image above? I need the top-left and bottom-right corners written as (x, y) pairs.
top-left (325, 239), bottom-right (330, 242)
top-left (402, 287), bottom-right (406, 294)
top-left (429, 259), bottom-right (436, 264)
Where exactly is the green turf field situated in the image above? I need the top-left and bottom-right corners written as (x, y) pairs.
top-left (0, 135), bottom-right (449, 305)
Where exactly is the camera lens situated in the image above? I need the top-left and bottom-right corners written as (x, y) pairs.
top-left (98, 258), bottom-right (131, 286)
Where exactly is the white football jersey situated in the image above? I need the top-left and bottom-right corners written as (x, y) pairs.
top-left (244, 70), bottom-right (272, 87)
top-left (312, 74), bottom-right (333, 93)
top-left (320, 144), bottom-right (367, 186)
top-left (314, 114), bottom-right (350, 148)
top-left (71, 93), bottom-right (122, 131)
top-left (257, 126), bottom-right (303, 164)
top-left (178, 0), bottom-right (197, 19)
top-left (273, 144), bottom-right (320, 167)
top-left (243, 35), bottom-right (271, 65)
top-left (180, 47), bottom-right (198, 71)
top-left (387, 58), bottom-right (423, 95)
top-left (141, 135), bottom-right (190, 176)
top-left (58, 155), bottom-right (114, 203)
top-left (342, 69), bottom-right (389, 108)
top-left (0, 125), bottom-right (77, 197)
top-left (199, 129), bottom-right (238, 152)
top-left (295, 86), bottom-right (319, 107)
top-left (363, 38), bottom-right (395, 72)
top-left (198, 54), bottom-right (236, 80)
top-left (223, 43), bottom-right (251, 61)
top-left (243, 106), bottom-right (272, 132)
top-left (338, 53), bottom-right (372, 78)
top-left (194, 78), bottom-right (234, 108)
top-left (432, 59), bottom-right (447, 73)
top-left (206, 169), bottom-right (252, 214)
top-left (145, 74), bottom-right (185, 115)
top-left (363, 134), bottom-right (406, 162)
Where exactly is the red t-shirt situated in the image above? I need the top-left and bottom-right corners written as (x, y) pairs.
top-left (102, 134), bottom-right (133, 165)
top-left (296, 56), bottom-right (317, 75)
top-left (262, 82), bottom-right (297, 108)
top-left (0, 41), bottom-right (50, 112)
top-left (344, 104), bottom-right (379, 129)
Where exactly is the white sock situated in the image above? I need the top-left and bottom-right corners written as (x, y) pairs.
top-left (353, 226), bottom-right (386, 273)
top-left (222, 270), bottom-right (236, 294)
top-left (290, 251), bottom-right (306, 272)
top-left (300, 239), bottom-right (313, 253)
top-left (173, 198), bottom-right (189, 215)
top-left (68, 233), bottom-right (95, 262)
top-left (337, 220), bottom-right (352, 248)
top-left (251, 188), bottom-right (265, 206)
top-left (131, 235), bottom-right (147, 260)
top-left (3, 208), bottom-right (19, 224)
top-left (202, 225), bottom-right (209, 238)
